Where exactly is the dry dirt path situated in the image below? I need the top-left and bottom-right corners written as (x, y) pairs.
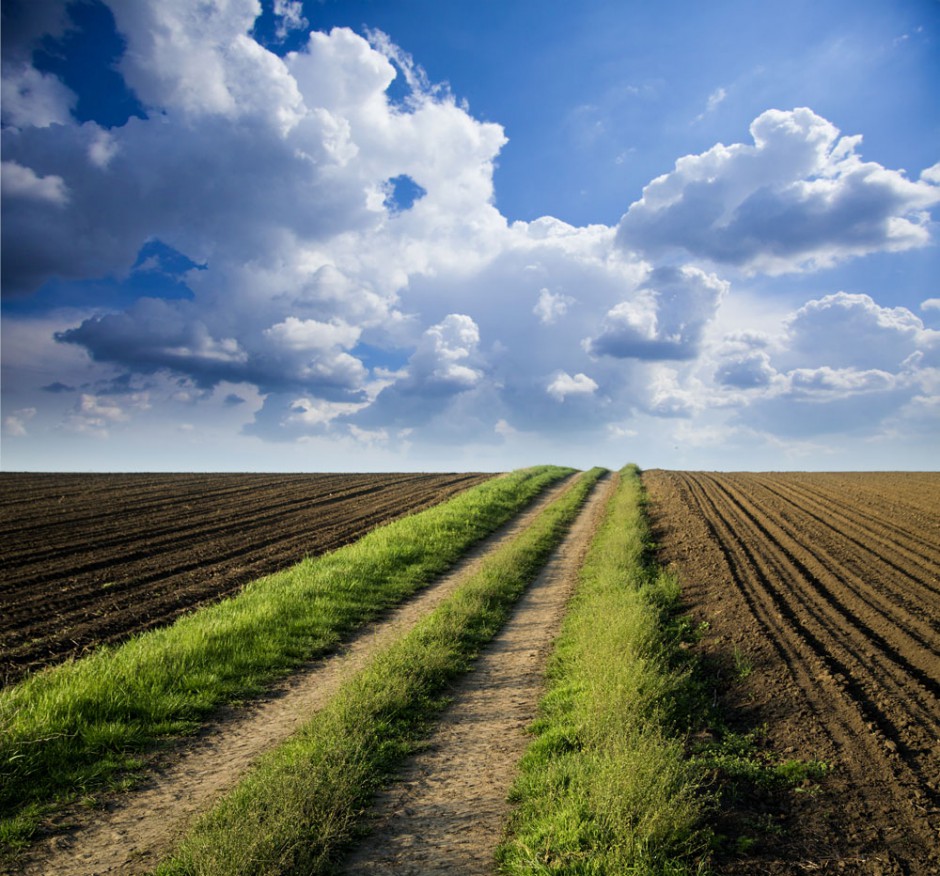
top-left (12, 475), bottom-right (578, 876)
top-left (644, 470), bottom-right (940, 876)
top-left (339, 473), bottom-right (615, 875)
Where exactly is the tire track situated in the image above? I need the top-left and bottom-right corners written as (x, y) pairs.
top-left (339, 474), bottom-right (614, 875)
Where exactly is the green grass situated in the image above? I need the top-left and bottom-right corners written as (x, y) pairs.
top-left (497, 464), bottom-right (710, 875)
top-left (0, 465), bottom-right (572, 851)
top-left (687, 725), bottom-right (830, 861)
top-left (154, 467), bottom-right (607, 876)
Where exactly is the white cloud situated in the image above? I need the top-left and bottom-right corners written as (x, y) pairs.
top-left (0, 62), bottom-right (76, 128)
top-left (587, 265), bottom-right (727, 360)
top-left (617, 107), bottom-right (940, 273)
top-left (1, 160), bottom-right (69, 206)
top-left (64, 393), bottom-right (131, 437)
top-left (715, 350), bottom-right (777, 389)
top-left (782, 292), bottom-right (934, 372)
top-left (88, 129), bottom-right (120, 168)
top-left (694, 86), bottom-right (727, 122)
top-left (393, 313), bottom-right (483, 393)
top-left (107, 0), bottom-right (284, 120)
top-left (533, 288), bottom-right (574, 325)
top-left (263, 316), bottom-right (360, 352)
top-left (3, 408), bottom-right (37, 437)
top-left (3, 6), bottom-right (939, 466)
top-left (547, 372), bottom-right (598, 401)
top-left (705, 291), bottom-right (939, 438)
top-left (921, 162), bottom-right (940, 185)
top-left (273, 0), bottom-right (307, 41)
top-left (707, 87), bottom-right (727, 112)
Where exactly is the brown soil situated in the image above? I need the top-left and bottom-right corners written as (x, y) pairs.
top-left (10, 476), bottom-right (579, 876)
top-left (0, 472), bottom-right (491, 685)
top-left (643, 470), bottom-right (940, 876)
top-left (340, 473), bottom-right (614, 875)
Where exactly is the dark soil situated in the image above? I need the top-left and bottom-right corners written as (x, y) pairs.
top-left (644, 471), bottom-right (940, 876)
top-left (0, 472), bottom-right (492, 685)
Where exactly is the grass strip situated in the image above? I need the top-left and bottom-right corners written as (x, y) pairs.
top-left (0, 465), bottom-right (573, 850)
top-left (497, 464), bottom-right (710, 875)
top-left (155, 467), bottom-right (607, 876)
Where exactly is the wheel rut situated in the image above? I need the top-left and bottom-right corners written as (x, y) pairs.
top-left (338, 473), bottom-right (614, 875)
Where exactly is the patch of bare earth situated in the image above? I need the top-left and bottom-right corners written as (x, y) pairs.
top-left (0, 472), bottom-right (491, 686)
top-left (644, 470), bottom-right (940, 876)
top-left (339, 473), bottom-right (614, 875)
top-left (11, 477), bottom-right (577, 876)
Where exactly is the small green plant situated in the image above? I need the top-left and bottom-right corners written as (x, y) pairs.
top-left (732, 647), bottom-right (753, 680)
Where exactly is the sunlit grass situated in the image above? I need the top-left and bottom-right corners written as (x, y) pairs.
top-left (155, 467), bottom-right (607, 876)
top-left (0, 465), bottom-right (572, 851)
top-left (498, 465), bottom-right (710, 875)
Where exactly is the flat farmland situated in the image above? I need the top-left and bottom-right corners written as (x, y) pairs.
top-left (0, 472), bottom-right (492, 686)
top-left (644, 470), bottom-right (940, 874)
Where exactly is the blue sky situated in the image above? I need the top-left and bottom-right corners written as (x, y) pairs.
top-left (2, 0), bottom-right (938, 472)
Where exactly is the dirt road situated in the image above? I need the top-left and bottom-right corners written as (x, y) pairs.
top-left (339, 473), bottom-right (614, 874)
top-left (12, 476), bottom-right (575, 876)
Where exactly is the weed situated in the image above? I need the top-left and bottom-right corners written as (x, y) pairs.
top-left (732, 647), bottom-right (753, 680)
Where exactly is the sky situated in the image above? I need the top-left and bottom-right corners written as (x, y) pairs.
top-left (1, 0), bottom-right (939, 472)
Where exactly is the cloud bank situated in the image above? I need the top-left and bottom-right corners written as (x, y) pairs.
top-left (2, 0), bottom-right (938, 465)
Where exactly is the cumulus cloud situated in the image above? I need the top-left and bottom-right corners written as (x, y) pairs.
top-left (63, 392), bottom-right (133, 437)
top-left (533, 288), bottom-right (574, 325)
top-left (587, 265), bottom-right (727, 360)
top-left (547, 372), bottom-right (598, 401)
top-left (2, 4), bottom-right (938, 463)
top-left (352, 314), bottom-right (484, 430)
top-left (273, 0), bottom-right (307, 42)
top-left (617, 107), bottom-right (940, 273)
top-left (1, 160), bottom-right (69, 205)
top-left (0, 63), bottom-right (76, 128)
top-left (782, 291), bottom-right (934, 371)
top-left (715, 350), bottom-right (776, 389)
top-left (707, 291), bottom-right (939, 438)
top-left (55, 298), bottom-right (372, 397)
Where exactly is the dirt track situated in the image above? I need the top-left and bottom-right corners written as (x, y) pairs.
top-left (0, 472), bottom-right (491, 685)
top-left (341, 473), bottom-right (613, 875)
top-left (11, 475), bottom-right (580, 876)
top-left (644, 471), bottom-right (940, 875)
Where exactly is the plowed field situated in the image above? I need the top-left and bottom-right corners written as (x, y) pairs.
top-left (0, 472), bottom-right (491, 686)
top-left (644, 471), bottom-right (940, 875)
